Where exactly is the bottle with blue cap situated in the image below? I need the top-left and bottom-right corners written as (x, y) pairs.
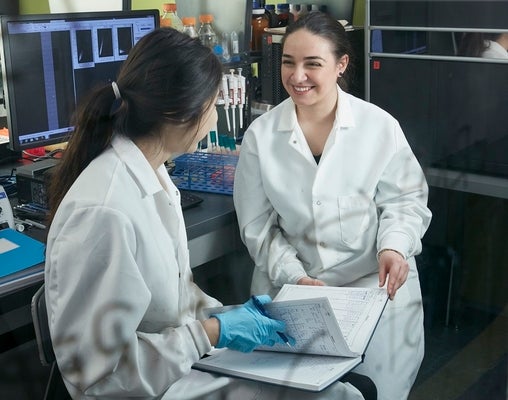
top-left (265, 4), bottom-right (278, 28)
top-left (276, 3), bottom-right (294, 27)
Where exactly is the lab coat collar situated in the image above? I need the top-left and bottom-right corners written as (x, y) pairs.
top-left (337, 86), bottom-right (356, 129)
top-left (276, 85), bottom-right (356, 132)
top-left (276, 100), bottom-right (299, 132)
top-left (111, 135), bottom-right (171, 198)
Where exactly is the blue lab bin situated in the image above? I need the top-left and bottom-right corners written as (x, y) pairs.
top-left (170, 152), bottom-right (239, 195)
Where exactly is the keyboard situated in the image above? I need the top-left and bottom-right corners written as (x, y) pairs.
top-left (180, 190), bottom-right (204, 210)
top-left (14, 203), bottom-right (49, 221)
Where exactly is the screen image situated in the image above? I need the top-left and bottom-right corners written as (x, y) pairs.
top-left (0, 10), bottom-right (158, 151)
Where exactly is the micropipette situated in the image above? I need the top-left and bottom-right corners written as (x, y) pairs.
top-left (221, 74), bottom-right (231, 133)
top-left (228, 69), bottom-right (238, 139)
top-left (237, 68), bottom-right (246, 129)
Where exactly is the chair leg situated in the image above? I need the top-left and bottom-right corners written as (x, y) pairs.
top-left (44, 362), bottom-right (71, 400)
top-left (341, 372), bottom-right (377, 400)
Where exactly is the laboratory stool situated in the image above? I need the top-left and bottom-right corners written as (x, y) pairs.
top-left (31, 284), bottom-right (71, 400)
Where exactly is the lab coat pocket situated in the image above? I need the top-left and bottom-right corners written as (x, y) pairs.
top-left (337, 195), bottom-right (374, 245)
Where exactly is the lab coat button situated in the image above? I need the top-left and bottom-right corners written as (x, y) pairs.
top-left (316, 200), bottom-right (321, 205)
top-left (319, 242), bottom-right (326, 248)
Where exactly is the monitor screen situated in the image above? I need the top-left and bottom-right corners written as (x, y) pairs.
top-left (0, 10), bottom-right (159, 151)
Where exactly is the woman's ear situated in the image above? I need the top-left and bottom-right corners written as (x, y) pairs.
top-left (337, 54), bottom-right (350, 77)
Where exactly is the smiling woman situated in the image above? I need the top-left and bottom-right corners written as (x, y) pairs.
top-left (280, 28), bottom-right (348, 155)
top-left (234, 11), bottom-right (432, 400)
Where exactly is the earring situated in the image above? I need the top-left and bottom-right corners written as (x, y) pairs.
top-left (338, 71), bottom-right (344, 78)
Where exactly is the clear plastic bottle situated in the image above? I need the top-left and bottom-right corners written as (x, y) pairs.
top-left (161, 3), bottom-right (183, 31)
top-left (230, 30), bottom-right (240, 61)
top-left (160, 3), bottom-right (172, 28)
top-left (181, 16), bottom-right (198, 38)
top-left (221, 32), bottom-right (231, 62)
top-left (198, 14), bottom-right (218, 50)
top-left (289, 4), bottom-right (299, 22)
top-left (298, 4), bottom-right (309, 20)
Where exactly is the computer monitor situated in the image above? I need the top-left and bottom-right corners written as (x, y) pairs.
top-left (0, 9), bottom-right (159, 151)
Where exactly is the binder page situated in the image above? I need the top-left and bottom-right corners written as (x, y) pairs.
top-left (193, 348), bottom-right (362, 392)
top-left (275, 285), bottom-right (388, 355)
top-left (260, 297), bottom-right (354, 356)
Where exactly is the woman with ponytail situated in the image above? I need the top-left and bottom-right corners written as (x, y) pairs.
top-left (45, 28), bottom-right (297, 399)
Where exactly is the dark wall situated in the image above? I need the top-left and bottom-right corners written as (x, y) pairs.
top-left (370, 1), bottom-right (508, 30)
top-left (370, 56), bottom-right (508, 179)
top-left (0, 1), bottom-right (19, 15)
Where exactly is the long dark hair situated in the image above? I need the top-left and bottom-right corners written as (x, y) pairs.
top-left (283, 11), bottom-right (355, 91)
top-left (48, 28), bottom-right (222, 222)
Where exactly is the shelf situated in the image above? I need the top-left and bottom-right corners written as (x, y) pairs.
top-left (425, 168), bottom-right (508, 199)
top-left (366, 0), bottom-right (508, 197)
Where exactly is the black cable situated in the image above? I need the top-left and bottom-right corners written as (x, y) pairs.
top-left (0, 168), bottom-right (16, 197)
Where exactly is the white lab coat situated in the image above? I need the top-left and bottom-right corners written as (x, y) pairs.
top-left (482, 40), bottom-right (508, 59)
top-left (233, 86), bottom-right (432, 400)
top-left (45, 136), bottom-right (228, 399)
top-left (45, 136), bottom-right (365, 400)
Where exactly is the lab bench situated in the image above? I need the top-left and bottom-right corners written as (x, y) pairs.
top-left (0, 190), bottom-right (243, 296)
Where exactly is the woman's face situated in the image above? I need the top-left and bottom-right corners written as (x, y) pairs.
top-left (281, 29), bottom-right (348, 109)
top-left (161, 95), bottom-right (218, 156)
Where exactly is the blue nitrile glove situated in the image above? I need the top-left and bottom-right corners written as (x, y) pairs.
top-left (212, 295), bottom-right (287, 353)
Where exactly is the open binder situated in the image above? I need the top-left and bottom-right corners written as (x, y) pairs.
top-left (194, 284), bottom-right (388, 391)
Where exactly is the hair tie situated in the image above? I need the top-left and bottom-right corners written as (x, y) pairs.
top-left (111, 81), bottom-right (122, 100)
